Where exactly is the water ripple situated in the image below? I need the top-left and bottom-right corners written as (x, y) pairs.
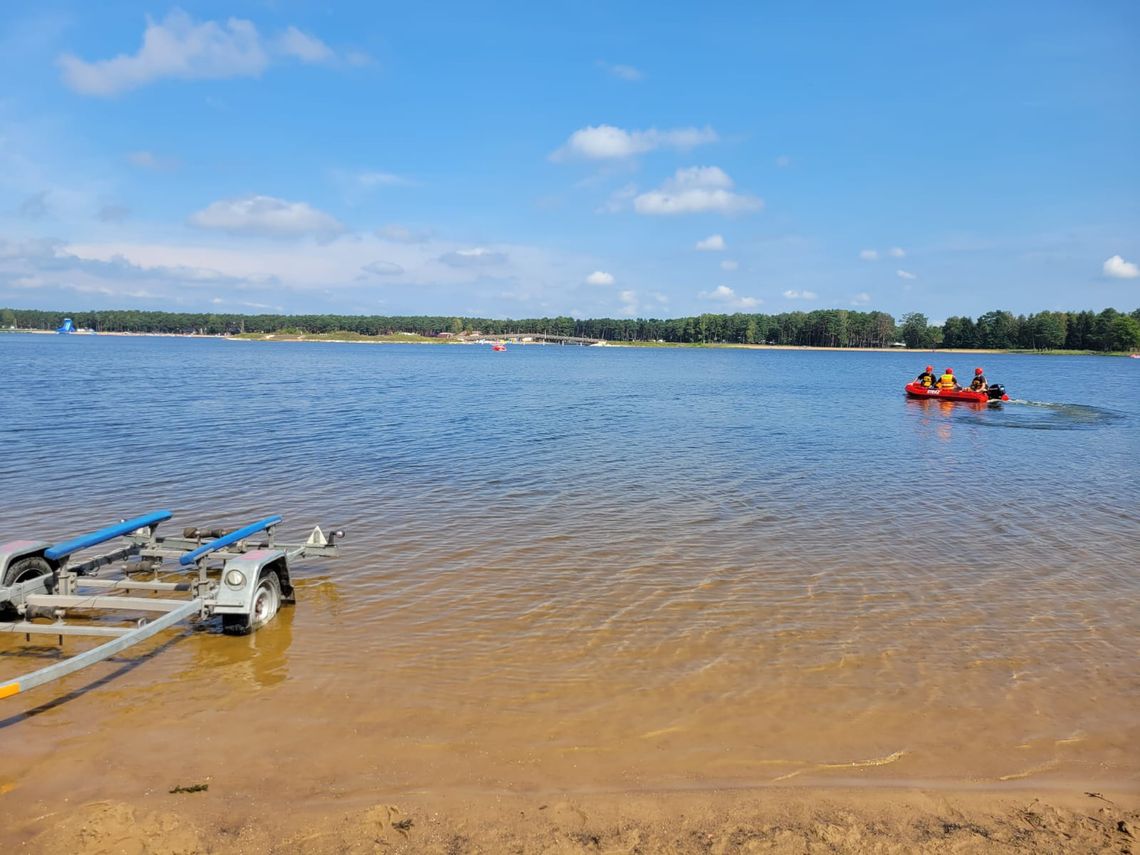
top-left (0, 336), bottom-right (1136, 788)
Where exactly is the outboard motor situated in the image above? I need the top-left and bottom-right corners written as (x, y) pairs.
top-left (986, 383), bottom-right (1008, 402)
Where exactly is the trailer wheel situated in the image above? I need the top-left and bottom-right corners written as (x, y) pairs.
top-left (3, 555), bottom-right (50, 587)
top-left (222, 569), bottom-right (282, 636)
top-left (1, 556), bottom-right (52, 619)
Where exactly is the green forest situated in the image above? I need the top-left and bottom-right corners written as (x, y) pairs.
top-left (3, 305), bottom-right (1139, 351)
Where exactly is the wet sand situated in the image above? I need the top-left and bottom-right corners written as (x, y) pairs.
top-left (4, 786), bottom-right (1137, 853)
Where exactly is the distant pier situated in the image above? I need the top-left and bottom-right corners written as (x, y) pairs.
top-left (458, 333), bottom-right (605, 346)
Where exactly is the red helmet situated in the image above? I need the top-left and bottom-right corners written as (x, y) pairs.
top-left (945, 368), bottom-right (954, 374)
top-left (975, 367), bottom-right (983, 375)
top-left (925, 365), bottom-right (933, 372)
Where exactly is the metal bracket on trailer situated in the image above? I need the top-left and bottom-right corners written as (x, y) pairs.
top-left (178, 515), bottom-right (282, 567)
top-left (0, 599), bottom-right (201, 699)
top-left (0, 510), bottom-right (340, 699)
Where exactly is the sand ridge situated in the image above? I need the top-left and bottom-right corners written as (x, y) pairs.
top-left (5, 787), bottom-right (1137, 854)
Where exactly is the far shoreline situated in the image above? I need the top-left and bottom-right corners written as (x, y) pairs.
top-left (4, 327), bottom-right (1133, 356)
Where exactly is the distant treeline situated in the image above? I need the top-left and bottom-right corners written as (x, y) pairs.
top-left (3, 306), bottom-right (1138, 351)
top-left (902, 308), bottom-right (1140, 352)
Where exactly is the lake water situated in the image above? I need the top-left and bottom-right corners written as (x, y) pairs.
top-left (0, 334), bottom-right (1137, 812)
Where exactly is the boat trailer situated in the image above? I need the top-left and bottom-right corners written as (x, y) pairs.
top-left (0, 510), bottom-right (341, 699)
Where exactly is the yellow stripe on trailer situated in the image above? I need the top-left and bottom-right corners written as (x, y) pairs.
top-left (0, 682), bottom-right (21, 699)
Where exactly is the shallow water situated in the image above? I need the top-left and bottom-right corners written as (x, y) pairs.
top-left (0, 335), bottom-right (1137, 807)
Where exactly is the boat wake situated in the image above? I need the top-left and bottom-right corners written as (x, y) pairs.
top-left (979, 400), bottom-right (1126, 430)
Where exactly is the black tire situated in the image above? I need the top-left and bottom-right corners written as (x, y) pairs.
top-left (2, 555), bottom-right (50, 588)
top-left (221, 570), bottom-right (282, 636)
top-left (1, 555), bottom-right (52, 619)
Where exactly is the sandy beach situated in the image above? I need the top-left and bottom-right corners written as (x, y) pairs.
top-left (5, 786), bottom-right (1137, 853)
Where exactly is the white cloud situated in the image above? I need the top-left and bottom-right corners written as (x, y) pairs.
top-left (896, 269), bottom-right (917, 280)
top-left (586, 270), bottom-right (614, 285)
top-left (58, 10), bottom-right (343, 96)
top-left (41, 233), bottom-right (586, 312)
top-left (551, 124), bottom-right (718, 161)
top-left (354, 171), bottom-right (409, 187)
top-left (720, 259), bottom-right (739, 271)
top-left (361, 260), bottom-right (403, 276)
top-left (97, 204), bottom-right (130, 223)
top-left (597, 61), bottom-right (644, 81)
top-left (127, 150), bottom-right (157, 169)
top-left (13, 226), bottom-right (733, 317)
top-left (783, 289), bottom-right (817, 300)
top-left (1103, 254), bottom-right (1139, 279)
top-left (0, 238), bottom-right (57, 262)
top-left (695, 234), bottom-right (726, 251)
top-left (18, 191), bottom-right (50, 220)
top-left (59, 11), bottom-right (267, 95)
top-left (375, 224), bottom-right (431, 243)
top-left (633, 167), bottom-right (762, 216)
top-left (332, 169), bottom-right (413, 204)
top-left (596, 183), bottom-right (638, 214)
top-left (188, 194), bottom-right (344, 238)
top-left (851, 292), bottom-right (871, 305)
top-left (126, 150), bottom-right (179, 171)
top-left (439, 247), bottom-right (507, 267)
top-left (0, 238), bottom-right (276, 304)
top-left (277, 26), bottom-right (333, 63)
top-left (210, 297), bottom-right (281, 310)
top-left (619, 289), bottom-right (640, 316)
top-left (699, 284), bottom-right (760, 309)
top-left (862, 247), bottom-right (904, 261)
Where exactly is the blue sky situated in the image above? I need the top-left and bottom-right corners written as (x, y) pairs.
top-left (1, 1), bottom-right (1137, 320)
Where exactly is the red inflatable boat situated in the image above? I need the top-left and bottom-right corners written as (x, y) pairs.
top-left (905, 382), bottom-right (1009, 403)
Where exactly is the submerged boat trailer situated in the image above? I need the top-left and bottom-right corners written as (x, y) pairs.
top-left (0, 510), bottom-right (341, 699)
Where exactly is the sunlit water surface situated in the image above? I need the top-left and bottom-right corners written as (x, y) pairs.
top-left (0, 335), bottom-right (1137, 812)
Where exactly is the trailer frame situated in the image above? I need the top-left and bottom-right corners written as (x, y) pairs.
top-left (0, 510), bottom-right (341, 698)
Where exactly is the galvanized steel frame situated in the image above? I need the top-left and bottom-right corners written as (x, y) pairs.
top-left (0, 513), bottom-right (340, 699)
